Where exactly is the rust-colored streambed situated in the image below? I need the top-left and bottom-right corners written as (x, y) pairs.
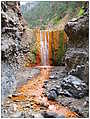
top-left (9, 67), bottom-right (77, 118)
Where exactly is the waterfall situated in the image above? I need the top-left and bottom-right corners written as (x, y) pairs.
top-left (40, 31), bottom-right (49, 66)
top-left (36, 29), bottom-right (67, 66)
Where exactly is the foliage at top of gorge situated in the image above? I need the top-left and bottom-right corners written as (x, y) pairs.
top-left (21, 1), bottom-right (84, 29)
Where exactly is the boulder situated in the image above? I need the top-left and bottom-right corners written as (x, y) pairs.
top-left (68, 64), bottom-right (89, 84)
top-left (61, 75), bottom-right (88, 98)
top-left (45, 74), bottom-right (88, 99)
top-left (47, 89), bottom-right (58, 100)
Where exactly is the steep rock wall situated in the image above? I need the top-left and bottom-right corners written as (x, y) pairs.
top-left (1, 1), bottom-right (27, 100)
top-left (64, 4), bottom-right (89, 84)
top-left (1, 1), bottom-right (26, 66)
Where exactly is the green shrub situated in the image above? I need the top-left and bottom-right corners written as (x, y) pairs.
top-left (78, 8), bottom-right (84, 16)
top-left (51, 16), bottom-right (60, 25)
top-left (21, 1), bottom-right (83, 29)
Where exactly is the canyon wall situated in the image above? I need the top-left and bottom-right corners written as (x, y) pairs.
top-left (64, 2), bottom-right (89, 84)
top-left (43, 4), bottom-right (89, 118)
top-left (1, 1), bottom-right (32, 100)
top-left (1, 1), bottom-right (26, 67)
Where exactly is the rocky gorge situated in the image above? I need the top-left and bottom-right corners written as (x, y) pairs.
top-left (1, 1), bottom-right (89, 118)
top-left (1, 1), bottom-right (25, 101)
top-left (43, 3), bottom-right (89, 118)
top-left (1, 1), bottom-right (36, 101)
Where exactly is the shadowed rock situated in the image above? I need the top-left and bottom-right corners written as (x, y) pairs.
top-left (41, 111), bottom-right (65, 118)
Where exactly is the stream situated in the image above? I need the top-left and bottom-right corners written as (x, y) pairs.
top-left (2, 66), bottom-right (78, 118)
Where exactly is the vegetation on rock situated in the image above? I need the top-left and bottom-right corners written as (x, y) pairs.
top-left (21, 1), bottom-right (84, 29)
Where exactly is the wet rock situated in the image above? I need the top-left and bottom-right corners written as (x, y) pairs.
top-left (44, 80), bottom-right (48, 84)
top-left (45, 73), bottom-right (88, 100)
top-left (12, 93), bottom-right (22, 97)
top-left (1, 2), bottom-right (38, 118)
top-left (72, 105), bottom-right (89, 117)
top-left (61, 75), bottom-right (88, 98)
top-left (69, 65), bottom-right (85, 76)
top-left (57, 115), bottom-right (65, 118)
top-left (47, 89), bottom-right (58, 100)
top-left (41, 111), bottom-right (65, 118)
top-left (56, 96), bottom-right (89, 118)
top-left (59, 90), bottom-right (72, 97)
top-left (49, 75), bottom-right (57, 80)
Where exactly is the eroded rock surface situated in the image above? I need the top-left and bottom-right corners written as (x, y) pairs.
top-left (64, 10), bottom-right (89, 49)
top-left (44, 68), bottom-right (89, 118)
top-left (61, 75), bottom-right (88, 98)
top-left (44, 7), bottom-right (89, 117)
top-left (1, 63), bottom-right (16, 101)
top-left (1, 1), bottom-right (26, 101)
top-left (64, 6), bottom-right (89, 83)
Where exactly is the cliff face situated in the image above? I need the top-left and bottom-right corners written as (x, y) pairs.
top-left (64, 13), bottom-right (89, 49)
top-left (64, 4), bottom-right (89, 84)
top-left (1, 1), bottom-right (27, 100)
top-left (1, 1), bottom-right (26, 66)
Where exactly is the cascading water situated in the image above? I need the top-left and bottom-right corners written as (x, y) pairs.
top-left (38, 30), bottom-right (67, 66)
top-left (40, 31), bottom-right (49, 66)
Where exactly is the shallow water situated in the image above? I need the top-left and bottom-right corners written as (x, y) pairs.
top-left (6, 67), bottom-right (77, 118)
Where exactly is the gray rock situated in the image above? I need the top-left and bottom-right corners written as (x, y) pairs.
top-left (64, 13), bottom-right (89, 49)
top-left (49, 75), bottom-right (57, 80)
top-left (6, 1), bottom-right (17, 6)
top-left (41, 111), bottom-right (65, 118)
top-left (10, 112), bottom-right (22, 118)
top-left (61, 75), bottom-right (88, 98)
top-left (47, 89), bottom-right (58, 100)
top-left (56, 96), bottom-right (89, 118)
top-left (1, 63), bottom-right (16, 101)
top-left (64, 8), bottom-right (89, 84)
top-left (45, 74), bottom-right (88, 99)
top-left (57, 115), bottom-right (65, 118)
top-left (68, 64), bottom-right (89, 84)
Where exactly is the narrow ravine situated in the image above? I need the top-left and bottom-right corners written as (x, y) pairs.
top-left (3, 66), bottom-right (78, 118)
top-left (1, 1), bottom-right (89, 118)
top-left (1, 26), bottom-right (78, 117)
